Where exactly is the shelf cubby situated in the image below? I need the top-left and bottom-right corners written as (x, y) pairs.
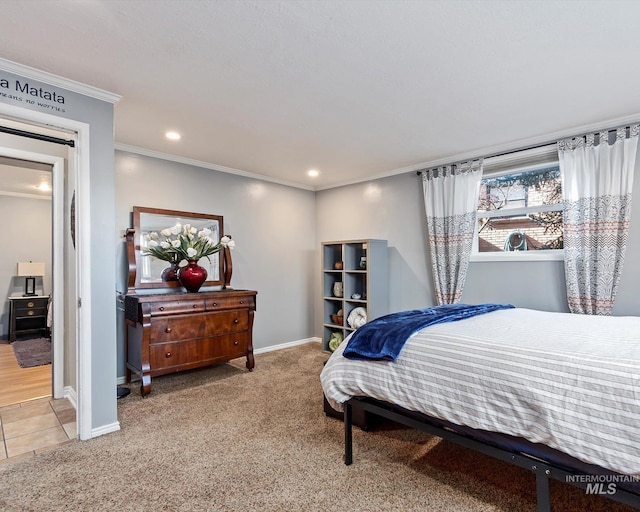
top-left (321, 239), bottom-right (388, 352)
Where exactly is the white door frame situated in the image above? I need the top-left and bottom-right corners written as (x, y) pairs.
top-left (0, 102), bottom-right (92, 440)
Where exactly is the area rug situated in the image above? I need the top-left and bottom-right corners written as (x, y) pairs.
top-left (11, 337), bottom-right (51, 368)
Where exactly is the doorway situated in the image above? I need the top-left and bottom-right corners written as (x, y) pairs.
top-left (0, 157), bottom-right (54, 407)
top-left (0, 120), bottom-right (74, 416)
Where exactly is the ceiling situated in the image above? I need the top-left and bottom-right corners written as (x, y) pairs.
top-left (0, 160), bottom-right (52, 199)
top-left (1, 0), bottom-right (640, 190)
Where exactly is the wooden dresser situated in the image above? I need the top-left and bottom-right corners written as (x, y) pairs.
top-left (125, 289), bottom-right (257, 396)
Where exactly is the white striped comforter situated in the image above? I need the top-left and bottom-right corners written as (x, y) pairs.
top-left (320, 308), bottom-right (640, 475)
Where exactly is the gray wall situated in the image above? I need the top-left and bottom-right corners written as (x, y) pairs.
top-left (315, 159), bottom-right (640, 336)
top-left (114, 151), bottom-right (317, 379)
top-left (315, 174), bottom-right (435, 334)
top-left (0, 194), bottom-right (52, 337)
top-left (0, 67), bottom-right (117, 434)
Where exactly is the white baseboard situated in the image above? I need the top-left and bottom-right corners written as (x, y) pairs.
top-left (254, 337), bottom-right (321, 355)
top-left (64, 385), bottom-right (77, 410)
top-left (92, 421), bottom-right (120, 438)
top-left (64, 384), bottom-right (120, 439)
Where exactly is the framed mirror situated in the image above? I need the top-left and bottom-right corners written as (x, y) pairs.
top-left (127, 206), bottom-right (224, 292)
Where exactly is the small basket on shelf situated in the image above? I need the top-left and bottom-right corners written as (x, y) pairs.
top-left (330, 313), bottom-right (344, 326)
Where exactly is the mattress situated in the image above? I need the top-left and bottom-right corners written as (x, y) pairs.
top-left (321, 308), bottom-right (640, 475)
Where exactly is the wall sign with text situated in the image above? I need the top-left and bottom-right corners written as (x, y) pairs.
top-left (0, 75), bottom-right (67, 113)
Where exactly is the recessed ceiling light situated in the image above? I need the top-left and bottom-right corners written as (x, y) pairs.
top-left (165, 131), bottom-right (181, 141)
top-left (307, 169), bottom-right (319, 177)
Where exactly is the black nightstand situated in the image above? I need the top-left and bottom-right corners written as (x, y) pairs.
top-left (8, 296), bottom-right (49, 342)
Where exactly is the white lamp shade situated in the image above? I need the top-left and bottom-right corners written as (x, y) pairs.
top-left (17, 262), bottom-right (45, 277)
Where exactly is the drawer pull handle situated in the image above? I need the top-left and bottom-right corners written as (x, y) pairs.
top-left (27, 302), bottom-right (34, 308)
top-left (159, 306), bottom-right (165, 311)
top-left (193, 304), bottom-right (198, 308)
top-left (165, 352), bottom-right (172, 358)
top-left (233, 341), bottom-right (239, 346)
top-left (212, 302), bottom-right (218, 307)
top-left (165, 327), bottom-right (172, 333)
top-left (239, 300), bottom-right (244, 304)
top-left (233, 319), bottom-right (239, 324)
top-left (27, 310), bottom-right (34, 316)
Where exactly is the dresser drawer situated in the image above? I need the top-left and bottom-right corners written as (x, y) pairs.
top-left (150, 340), bottom-right (197, 369)
top-left (16, 297), bottom-right (49, 309)
top-left (150, 334), bottom-right (249, 370)
top-left (206, 295), bottom-right (254, 312)
top-left (13, 297), bottom-right (48, 317)
top-left (206, 310), bottom-right (248, 335)
top-left (150, 314), bottom-right (208, 342)
top-left (148, 299), bottom-right (206, 316)
top-left (219, 332), bottom-right (249, 357)
top-left (199, 333), bottom-right (250, 360)
top-left (150, 310), bottom-right (248, 342)
top-left (15, 306), bottom-right (48, 318)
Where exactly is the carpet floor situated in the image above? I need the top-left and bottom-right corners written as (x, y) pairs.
top-left (0, 343), bottom-right (636, 511)
top-left (11, 337), bottom-right (51, 368)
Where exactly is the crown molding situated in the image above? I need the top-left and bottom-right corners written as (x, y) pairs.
top-left (315, 112), bottom-right (640, 191)
top-left (0, 190), bottom-right (51, 200)
top-left (0, 57), bottom-right (121, 104)
top-left (114, 143), bottom-right (315, 191)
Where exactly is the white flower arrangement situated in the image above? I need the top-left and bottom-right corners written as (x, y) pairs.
top-left (142, 223), bottom-right (234, 263)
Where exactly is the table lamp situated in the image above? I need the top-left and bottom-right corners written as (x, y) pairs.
top-left (17, 261), bottom-right (45, 296)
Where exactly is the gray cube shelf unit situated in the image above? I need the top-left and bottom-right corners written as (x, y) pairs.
top-left (322, 239), bottom-right (389, 352)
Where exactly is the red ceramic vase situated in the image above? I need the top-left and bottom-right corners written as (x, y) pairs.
top-left (178, 260), bottom-right (208, 293)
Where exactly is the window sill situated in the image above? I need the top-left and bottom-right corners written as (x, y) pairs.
top-left (470, 250), bottom-right (564, 262)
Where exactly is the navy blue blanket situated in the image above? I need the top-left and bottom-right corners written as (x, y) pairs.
top-left (342, 303), bottom-right (514, 361)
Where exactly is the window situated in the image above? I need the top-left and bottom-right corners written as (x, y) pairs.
top-left (472, 148), bottom-right (564, 261)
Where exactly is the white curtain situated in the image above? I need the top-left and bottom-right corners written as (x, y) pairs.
top-left (422, 160), bottom-right (483, 305)
top-left (558, 125), bottom-right (639, 315)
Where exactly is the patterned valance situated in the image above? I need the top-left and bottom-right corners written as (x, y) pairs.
top-left (422, 159), bottom-right (484, 181)
top-left (558, 125), bottom-right (640, 152)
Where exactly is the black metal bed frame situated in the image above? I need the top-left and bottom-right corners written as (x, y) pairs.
top-left (344, 397), bottom-right (640, 512)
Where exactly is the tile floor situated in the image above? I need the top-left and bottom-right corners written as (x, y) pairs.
top-left (0, 396), bottom-right (76, 463)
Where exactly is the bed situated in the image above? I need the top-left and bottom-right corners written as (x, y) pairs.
top-left (320, 306), bottom-right (640, 512)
